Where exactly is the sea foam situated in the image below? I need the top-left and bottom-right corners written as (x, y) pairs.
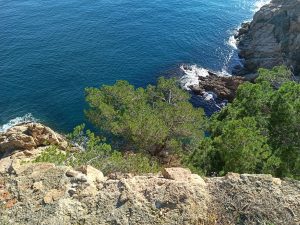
top-left (179, 65), bottom-right (209, 91)
top-left (0, 113), bottom-right (38, 133)
top-left (227, 35), bottom-right (238, 49)
top-left (179, 64), bottom-right (230, 102)
top-left (253, 0), bottom-right (271, 12)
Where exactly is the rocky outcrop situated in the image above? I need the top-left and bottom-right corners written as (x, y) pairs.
top-left (235, 0), bottom-right (300, 76)
top-left (0, 123), bottom-right (68, 174)
top-left (189, 72), bottom-right (245, 102)
top-left (0, 122), bottom-right (68, 156)
top-left (179, 65), bottom-right (246, 102)
top-left (0, 163), bottom-right (299, 225)
top-left (0, 164), bottom-right (209, 225)
top-left (0, 123), bottom-right (300, 224)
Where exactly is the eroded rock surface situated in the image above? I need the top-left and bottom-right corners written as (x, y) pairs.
top-left (0, 163), bottom-right (299, 225)
top-left (207, 173), bottom-right (300, 225)
top-left (0, 164), bottom-right (209, 225)
top-left (0, 123), bottom-right (68, 173)
top-left (235, 0), bottom-right (300, 76)
top-left (0, 122), bottom-right (67, 155)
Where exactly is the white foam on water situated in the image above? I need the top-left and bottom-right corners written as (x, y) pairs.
top-left (227, 35), bottom-right (238, 49)
top-left (253, 0), bottom-right (271, 12)
top-left (179, 64), bottom-right (230, 97)
top-left (179, 65), bottom-right (210, 91)
top-left (203, 91), bottom-right (217, 101)
top-left (0, 113), bottom-right (38, 133)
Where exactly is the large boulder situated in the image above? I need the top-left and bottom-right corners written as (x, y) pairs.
top-left (235, 0), bottom-right (300, 76)
top-left (162, 167), bottom-right (192, 182)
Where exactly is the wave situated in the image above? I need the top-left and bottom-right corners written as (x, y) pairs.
top-left (0, 113), bottom-right (38, 133)
top-left (253, 0), bottom-right (271, 12)
top-left (179, 65), bottom-right (210, 91)
top-left (225, 0), bottom-right (269, 72)
top-left (179, 64), bottom-right (228, 115)
top-left (227, 35), bottom-right (238, 49)
top-left (227, 0), bottom-right (272, 50)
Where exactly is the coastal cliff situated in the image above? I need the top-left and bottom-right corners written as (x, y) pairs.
top-left (235, 0), bottom-right (300, 76)
top-left (0, 123), bottom-right (299, 225)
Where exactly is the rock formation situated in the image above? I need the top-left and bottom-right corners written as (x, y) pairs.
top-left (0, 123), bottom-right (299, 224)
top-left (189, 72), bottom-right (245, 102)
top-left (0, 123), bottom-right (68, 173)
top-left (0, 122), bottom-right (67, 155)
top-left (1, 163), bottom-right (299, 225)
top-left (235, 0), bottom-right (300, 76)
top-left (179, 65), bottom-right (245, 102)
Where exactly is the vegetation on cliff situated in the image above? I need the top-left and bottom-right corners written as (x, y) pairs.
top-left (35, 66), bottom-right (300, 179)
top-left (189, 66), bottom-right (300, 179)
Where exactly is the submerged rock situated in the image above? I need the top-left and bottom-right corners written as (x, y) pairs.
top-left (235, 0), bottom-right (300, 76)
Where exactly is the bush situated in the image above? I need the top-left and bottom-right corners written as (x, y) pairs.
top-left (34, 125), bottom-right (160, 175)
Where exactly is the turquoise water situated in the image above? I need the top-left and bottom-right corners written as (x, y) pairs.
top-left (0, 0), bottom-right (267, 132)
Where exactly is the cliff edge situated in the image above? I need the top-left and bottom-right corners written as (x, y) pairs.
top-left (0, 123), bottom-right (299, 225)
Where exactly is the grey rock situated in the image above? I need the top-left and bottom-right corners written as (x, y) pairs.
top-left (235, 0), bottom-right (300, 76)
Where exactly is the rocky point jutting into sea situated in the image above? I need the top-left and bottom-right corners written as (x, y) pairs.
top-left (235, 0), bottom-right (300, 76)
top-left (0, 123), bottom-right (299, 225)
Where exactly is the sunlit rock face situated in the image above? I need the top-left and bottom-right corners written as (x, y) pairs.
top-left (235, 0), bottom-right (300, 76)
top-left (0, 123), bottom-right (300, 225)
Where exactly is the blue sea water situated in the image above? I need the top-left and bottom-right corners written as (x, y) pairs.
top-left (0, 0), bottom-right (268, 132)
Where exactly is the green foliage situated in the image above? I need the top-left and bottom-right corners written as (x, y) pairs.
top-left (256, 66), bottom-right (292, 88)
top-left (188, 66), bottom-right (300, 179)
top-left (85, 77), bottom-right (205, 159)
top-left (211, 117), bottom-right (273, 174)
top-left (34, 146), bottom-right (68, 165)
top-left (34, 125), bottom-right (160, 175)
top-left (33, 69), bottom-right (300, 179)
top-left (268, 82), bottom-right (300, 177)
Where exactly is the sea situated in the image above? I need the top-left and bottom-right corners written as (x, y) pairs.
top-left (0, 0), bottom-right (270, 132)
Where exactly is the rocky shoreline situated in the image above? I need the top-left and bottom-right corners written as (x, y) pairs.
top-left (0, 123), bottom-right (299, 224)
top-left (188, 71), bottom-right (245, 102)
top-left (179, 65), bottom-right (246, 103)
top-left (184, 0), bottom-right (300, 102)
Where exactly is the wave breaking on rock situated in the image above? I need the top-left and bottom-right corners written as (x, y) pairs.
top-left (0, 114), bottom-right (38, 133)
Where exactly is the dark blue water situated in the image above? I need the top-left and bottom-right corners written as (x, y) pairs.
top-left (0, 0), bottom-right (266, 132)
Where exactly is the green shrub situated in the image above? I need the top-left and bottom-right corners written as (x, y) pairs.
top-left (34, 124), bottom-right (161, 175)
top-left (34, 146), bottom-right (68, 165)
